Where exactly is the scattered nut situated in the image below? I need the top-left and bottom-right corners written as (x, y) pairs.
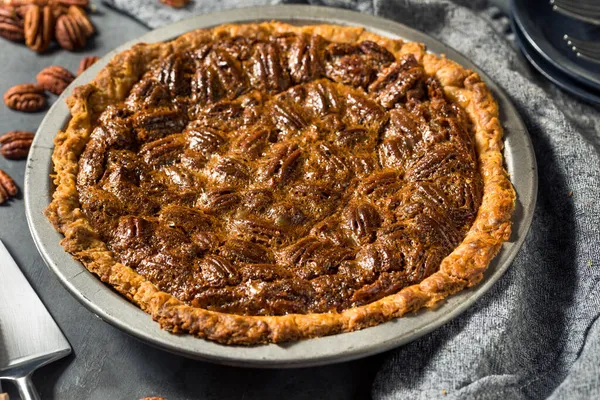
top-left (3, 83), bottom-right (46, 112)
top-left (52, 0), bottom-right (89, 8)
top-left (67, 5), bottom-right (93, 37)
top-left (24, 4), bottom-right (54, 52)
top-left (159, 0), bottom-right (190, 8)
top-left (0, 169), bottom-right (18, 205)
top-left (0, 5), bottom-right (25, 42)
top-left (3, 0), bottom-right (95, 52)
top-left (4, 0), bottom-right (49, 6)
top-left (77, 54), bottom-right (98, 75)
top-left (55, 11), bottom-right (84, 50)
top-left (0, 131), bottom-right (34, 160)
top-left (50, 3), bottom-right (69, 18)
top-left (36, 65), bottom-right (74, 95)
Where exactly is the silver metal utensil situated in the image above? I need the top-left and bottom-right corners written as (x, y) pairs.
top-left (0, 240), bottom-right (71, 400)
top-left (550, 0), bottom-right (600, 26)
top-left (563, 34), bottom-right (600, 64)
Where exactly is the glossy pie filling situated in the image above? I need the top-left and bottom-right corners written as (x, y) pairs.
top-left (76, 32), bottom-right (482, 316)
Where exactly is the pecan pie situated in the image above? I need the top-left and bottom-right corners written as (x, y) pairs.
top-left (46, 22), bottom-right (516, 345)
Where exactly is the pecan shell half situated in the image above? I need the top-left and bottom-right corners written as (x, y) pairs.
top-left (24, 5), bottom-right (54, 53)
top-left (76, 55), bottom-right (99, 75)
top-left (3, 83), bottom-right (46, 112)
top-left (36, 65), bottom-right (75, 95)
top-left (0, 169), bottom-right (18, 205)
top-left (0, 131), bottom-right (34, 160)
top-left (0, 5), bottom-right (25, 42)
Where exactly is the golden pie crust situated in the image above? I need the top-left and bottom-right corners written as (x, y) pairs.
top-left (46, 22), bottom-right (515, 345)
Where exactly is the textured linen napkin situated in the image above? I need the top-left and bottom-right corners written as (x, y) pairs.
top-left (101, 0), bottom-right (600, 398)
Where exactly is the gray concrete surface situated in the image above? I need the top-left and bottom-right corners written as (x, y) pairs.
top-left (0, 4), bottom-right (382, 399)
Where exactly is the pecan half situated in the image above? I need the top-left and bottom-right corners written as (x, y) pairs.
top-left (221, 239), bottom-right (273, 264)
top-left (0, 131), bottom-right (34, 160)
top-left (260, 143), bottom-right (302, 186)
top-left (233, 217), bottom-right (284, 245)
top-left (249, 41), bottom-right (291, 93)
top-left (49, 3), bottom-right (69, 18)
top-left (139, 133), bottom-right (186, 167)
top-left (3, 83), bottom-right (46, 112)
top-left (0, 5), bottom-right (25, 42)
top-left (157, 54), bottom-right (190, 97)
top-left (55, 12), bottom-right (84, 50)
top-left (24, 5), bottom-right (54, 53)
top-left (0, 169), bottom-right (18, 205)
top-left (76, 55), bottom-right (98, 75)
top-left (133, 107), bottom-right (188, 143)
top-left (200, 187), bottom-right (240, 213)
top-left (187, 125), bottom-right (225, 154)
top-left (234, 127), bottom-right (269, 160)
top-left (199, 255), bottom-right (240, 288)
top-left (159, 0), bottom-right (190, 9)
top-left (345, 203), bottom-right (381, 243)
top-left (67, 5), bottom-right (93, 37)
top-left (52, 0), bottom-right (89, 7)
top-left (5, 0), bottom-right (48, 5)
top-left (36, 65), bottom-right (74, 95)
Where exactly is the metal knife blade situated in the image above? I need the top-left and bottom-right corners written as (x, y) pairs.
top-left (0, 239), bottom-right (71, 398)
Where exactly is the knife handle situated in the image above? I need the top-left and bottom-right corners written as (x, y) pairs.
top-left (14, 376), bottom-right (39, 400)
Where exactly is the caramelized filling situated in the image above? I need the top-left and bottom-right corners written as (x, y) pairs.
top-left (77, 32), bottom-right (482, 316)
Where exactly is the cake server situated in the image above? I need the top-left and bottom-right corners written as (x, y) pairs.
top-left (0, 239), bottom-right (71, 400)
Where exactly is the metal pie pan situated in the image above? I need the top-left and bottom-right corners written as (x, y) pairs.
top-left (24, 5), bottom-right (537, 368)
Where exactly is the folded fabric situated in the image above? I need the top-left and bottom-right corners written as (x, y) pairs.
top-left (102, 0), bottom-right (600, 398)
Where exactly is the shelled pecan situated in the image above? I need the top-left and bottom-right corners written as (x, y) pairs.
top-left (0, 169), bottom-right (18, 204)
top-left (4, 0), bottom-right (49, 7)
top-left (159, 0), bottom-right (190, 8)
top-left (50, 3), bottom-right (69, 18)
top-left (0, 131), bottom-right (34, 159)
top-left (24, 4), bottom-right (54, 52)
top-left (67, 5), bottom-right (92, 37)
top-left (36, 65), bottom-right (74, 95)
top-left (52, 0), bottom-right (89, 7)
top-left (76, 55), bottom-right (99, 75)
top-left (3, 83), bottom-right (46, 112)
top-left (0, 5), bottom-right (24, 42)
top-left (54, 11), bottom-right (84, 50)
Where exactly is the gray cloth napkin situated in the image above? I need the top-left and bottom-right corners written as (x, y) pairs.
top-left (102, 0), bottom-right (600, 398)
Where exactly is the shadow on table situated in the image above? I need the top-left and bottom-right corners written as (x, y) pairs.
top-left (36, 327), bottom-right (385, 400)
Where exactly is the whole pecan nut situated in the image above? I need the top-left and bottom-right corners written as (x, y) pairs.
top-left (160, 0), bottom-right (190, 8)
top-left (0, 131), bottom-right (34, 160)
top-left (24, 5), bottom-right (54, 52)
top-left (0, 5), bottom-right (25, 42)
top-left (77, 55), bottom-right (99, 75)
top-left (67, 5), bottom-right (93, 37)
top-left (36, 65), bottom-right (74, 95)
top-left (3, 83), bottom-right (46, 112)
top-left (55, 12), bottom-right (84, 50)
top-left (0, 169), bottom-right (18, 205)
